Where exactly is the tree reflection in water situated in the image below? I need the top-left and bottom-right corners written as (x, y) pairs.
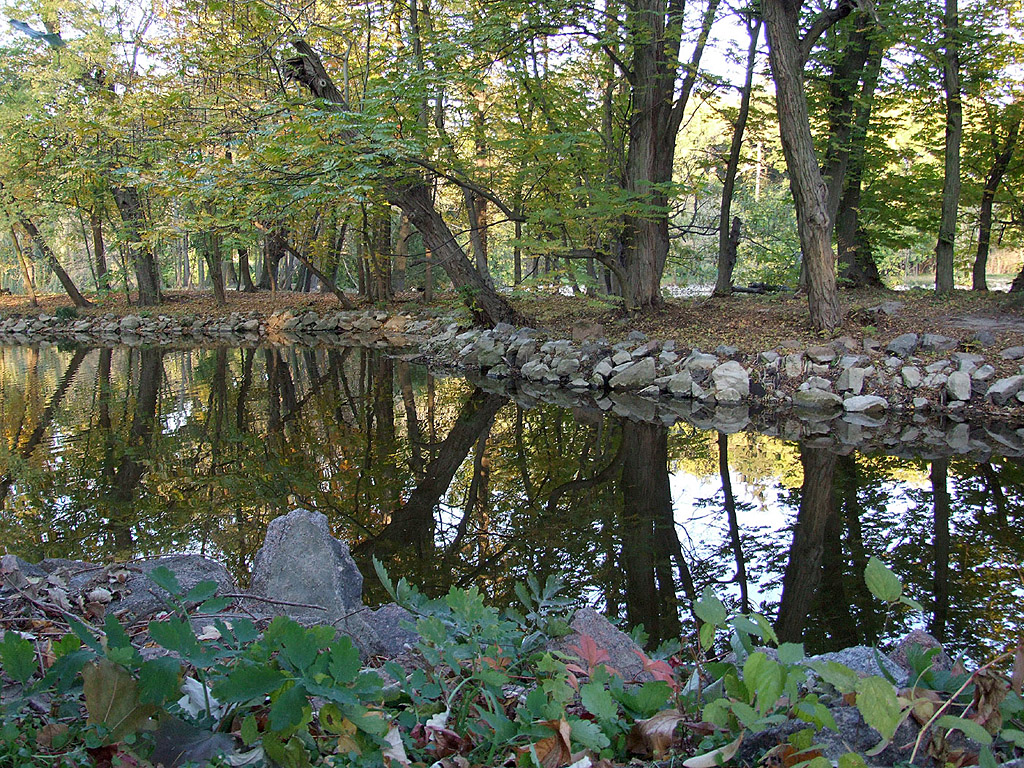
top-left (0, 344), bottom-right (1022, 656)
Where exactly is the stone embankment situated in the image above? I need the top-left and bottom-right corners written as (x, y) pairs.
top-left (420, 322), bottom-right (1024, 427)
top-left (3, 305), bottom-right (1023, 441)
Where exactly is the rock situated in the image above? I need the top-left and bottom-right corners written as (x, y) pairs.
top-left (608, 357), bottom-right (656, 390)
top-left (887, 333), bottom-right (919, 357)
top-left (793, 389), bottom-right (843, 410)
top-left (972, 364), bottom-right (996, 381)
top-left (901, 366), bottom-right (922, 388)
top-left (972, 330), bottom-right (996, 347)
top-left (112, 556), bottom-right (235, 619)
top-left (843, 395), bottom-right (888, 414)
top-left (361, 603), bottom-right (419, 657)
top-left (611, 350), bottom-right (632, 366)
top-left (120, 315), bottom-right (142, 331)
top-left (837, 367), bottom-right (867, 395)
top-left (1000, 346), bottom-right (1024, 360)
top-left (711, 361), bottom-right (750, 399)
top-left (684, 352), bottom-right (719, 372)
top-left (248, 508), bottom-right (363, 617)
top-left (714, 344), bottom-right (737, 357)
top-left (547, 608), bottom-right (653, 683)
top-left (662, 370), bottom-right (694, 397)
top-left (784, 353), bottom-right (804, 378)
top-left (921, 334), bottom-right (957, 352)
top-left (802, 376), bottom-right (832, 391)
top-left (806, 345), bottom-right (837, 364)
top-left (913, 397), bottom-right (930, 409)
top-left (987, 375), bottom-right (1024, 405)
top-left (521, 360), bottom-right (553, 382)
top-left (945, 371), bottom-right (971, 401)
top-left (810, 646), bottom-right (907, 685)
top-left (872, 300), bottom-right (904, 316)
top-left (593, 359), bottom-right (614, 380)
top-left (625, 330), bottom-right (647, 343)
top-left (552, 357), bottom-right (581, 377)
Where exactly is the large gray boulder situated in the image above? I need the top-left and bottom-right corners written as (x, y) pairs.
top-left (987, 375), bottom-right (1024, 405)
top-left (547, 608), bottom-right (653, 683)
top-left (887, 333), bottom-right (920, 358)
top-left (608, 357), bottom-right (656, 390)
top-left (711, 361), bottom-right (750, 400)
top-left (248, 508), bottom-right (363, 616)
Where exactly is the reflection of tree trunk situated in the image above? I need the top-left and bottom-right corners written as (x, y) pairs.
top-left (776, 444), bottom-right (837, 643)
top-left (0, 349), bottom-right (89, 510)
top-left (981, 462), bottom-right (1007, 525)
top-left (397, 362), bottom-right (424, 477)
top-left (356, 389), bottom-right (508, 558)
top-left (930, 458), bottom-right (951, 641)
top-left (620, 421), bottom-right (682, 646)
top-left (719, 433), bottom-right (749, 612)
top-left (109, 348), bottom-right (164, 550)
top-left (236, 349), bottom-right (254, 432)
top-left (816, 463), bottom-right (856, 649)
top-left (838, 455), bottom-right (878, 645)
top-left (514, 407), bottom-right (535, 504)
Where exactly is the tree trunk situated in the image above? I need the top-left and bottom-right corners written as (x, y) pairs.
top-left (10, 227), bottom-right (38, 306)
top-left (286, 40), bottom-right (523, 327)
top-left (934, 0), bottom-right (962, 295)
top-left (91, 208), bottom-right (109, 290)
top-left (762, 0), bottom-right (846, 331)
top-left (973, 112), bottom-right (1020, 290)
top-left (19, 218), bottom-right (92, 307)
top-left (260, 228), bottom-right (286, 291)
top-left (715, 17), bottom-right (762, 296)
top-left (836, 41), bottom-right (885, 288)
top-left (111, 186), bottom-right (161, 305)
top-left (238, 247), bottom-right (256, 291)
top-left (621, 0), bottom-right (720, 309)
top-left (393, 215), bottom-right (409, 292)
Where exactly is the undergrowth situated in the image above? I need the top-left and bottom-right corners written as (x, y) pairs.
top-left (1, 558), bottom-right (1022, 767)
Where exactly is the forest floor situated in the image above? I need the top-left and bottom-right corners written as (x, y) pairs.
top-left (3, 285), bottom-right (1024, 353)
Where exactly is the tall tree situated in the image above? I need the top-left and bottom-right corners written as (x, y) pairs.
top-left (934, 0), bottom-right (962, 294)
top-left (761, 0), bottom-right (851, 330)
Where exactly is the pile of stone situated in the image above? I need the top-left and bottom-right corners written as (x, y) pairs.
top-left (0, 309), bottom-right (437, 348)
top-left (423, 324), bottom-right (1024, 418)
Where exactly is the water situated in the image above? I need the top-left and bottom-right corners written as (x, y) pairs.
top-left (1, 343), bottom-right (1021, 658)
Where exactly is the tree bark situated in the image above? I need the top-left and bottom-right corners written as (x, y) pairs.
top-left (836, 40), bottom-right (886, 288)
top-left (972, 111), bottom-right (1020, 290)
top-left (111, 186), bottom-right (161, 305)
top-left (10, 226), bottom-right (38, 306)
top-left (19, 218), bottom-right (92, 307)
top-left (237, 247), bottom-right (256, 292)
top-left (934, 0), bottom-right (962, 295)
top-left (715, 17), bottom-right (761, 296)
top-left (762, 0), bottom-right (848, 331)
top-left (91, 207), bottom-right (109, 291)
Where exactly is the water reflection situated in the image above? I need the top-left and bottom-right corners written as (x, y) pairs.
top-left (1, 344), bottom-right (1021, 657)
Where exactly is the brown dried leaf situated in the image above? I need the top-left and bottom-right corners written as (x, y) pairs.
top-left (36, 722), bottom-right (69, 750)
top-left (627, 709), bottom-right (687, 758)
top-left (518, 719), bottom-right (574, 768)
top-left (1012, 639), bottom-right (1024, 696)
top-left (682, 733), bottom-right (744, 768)
top-left (971, 668), bottom-right (1006, 734)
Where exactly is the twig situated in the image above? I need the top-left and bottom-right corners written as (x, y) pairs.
top-left (220, 593), bottom-right (327, 612)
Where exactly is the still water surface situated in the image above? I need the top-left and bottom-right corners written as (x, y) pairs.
top-left (1, 344), bottom-right (1021, 657)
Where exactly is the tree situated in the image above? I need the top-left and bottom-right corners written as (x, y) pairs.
top-left (934, 0), bottom-right (962, 294)
top-left (761, 0), bottom-right (851, 330)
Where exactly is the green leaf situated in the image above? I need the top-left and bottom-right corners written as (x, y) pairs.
top-left (778, 643), bottom-right (805, 665)
top-left (569, 717), bottom-right (611, 750)
top-left (138, 657), bottom-right (181, 705)
top-left (580, 680), bottom-right (618, 722)
top-left (730, 700), bottom-right (762, 730)
top-left (620, 681), bottom-right (672, 717)
top-left (183, 580), bottom-right (219, 603)
top-left (149, 715), bottom-right (233, 767)
top-left (865, 557), bottom-right (902, 603)
top-left (743, 652), bottom-right (784, 714)
top-left (839, 752), bottom-right (868, 768)
top-left (1001, 728), bottom-right (1024, 748)
top-left (269, 683), bottom-right (309, 732)
top-left (936, 715), bottom-right (993, 745)
top-left (147, 566), bottom-right (182, 596)
top-left (694, 587), bottom-right (727, 626)
top-left (328, 636), bottom-right (360, 683)
top-left (214, 664), bottom-right (287, 703)
top-left (807, 660), bottom-right (859, 693)
top-left (855, 676), bottom-right (904, 745)
top-left (0, 632), bottom-right (37, 683)
top-left (699, 622), bottom-right (715, 650)
top-left (82, 658), bottom-right (156, 742)
top-left (241, 714), bottom-right (260, 746)
top-left (148, 617), bottom-right (198, 656)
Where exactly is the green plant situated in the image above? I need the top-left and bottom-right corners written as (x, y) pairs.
top-left (53, 306), bottom-right (78, 321)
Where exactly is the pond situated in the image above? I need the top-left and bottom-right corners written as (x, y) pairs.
top-left (1, 343), bottom-right (1021, 659)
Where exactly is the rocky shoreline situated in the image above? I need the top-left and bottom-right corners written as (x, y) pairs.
top-left (2, 305), bottom-right (1023, 437)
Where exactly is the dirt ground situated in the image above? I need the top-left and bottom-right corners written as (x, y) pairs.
top-left (2, 286), bottom-right (1024, 356)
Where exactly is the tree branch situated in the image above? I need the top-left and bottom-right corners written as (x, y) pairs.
top-left (407, 156), bottom-right (524, 222)
top-left (799, 0), bottom-right (857, 65)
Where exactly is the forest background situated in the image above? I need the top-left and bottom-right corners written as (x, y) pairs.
top-left (0, 0), bottom-right (1022, 332)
